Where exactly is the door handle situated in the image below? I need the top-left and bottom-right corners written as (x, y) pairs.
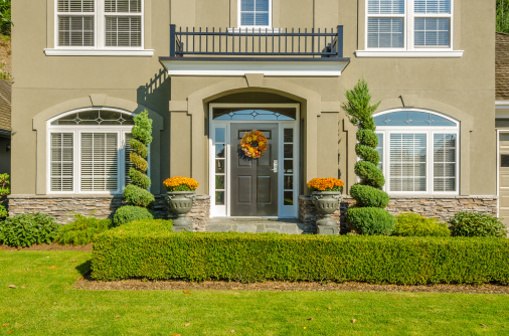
top-left (272, 160), bottom-right (278, 173)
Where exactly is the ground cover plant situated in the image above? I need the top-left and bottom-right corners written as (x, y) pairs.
top-left (2, 250), bottom-right (509, 335)
top-left (92, 227), bottom-right (509, 284)
top-left (0, 213), bottom-right (58, 247)
top-left (342, 80), bottom-right (394, 235)
top-left (55, 215), bottom-right (113, 245)
top-left (393, 213), bottom-right (450, 237)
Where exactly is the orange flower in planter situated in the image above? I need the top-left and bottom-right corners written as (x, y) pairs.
top-left (163, 176), bottom-right (199, 192)
top-left (307, 177), bottom-right (344, 192)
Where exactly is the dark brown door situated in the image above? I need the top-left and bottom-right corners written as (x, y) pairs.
top-left (230, 124), bottom-right (278, 216)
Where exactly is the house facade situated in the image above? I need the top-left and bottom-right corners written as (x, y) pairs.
top-left (9, 0), bottom-right (498, 228)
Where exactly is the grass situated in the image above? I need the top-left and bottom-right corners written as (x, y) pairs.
top-left (1, 251), bottom-right (509, 335)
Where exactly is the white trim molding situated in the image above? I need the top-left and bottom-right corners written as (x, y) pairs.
top-left (355, 50), bottom-right (463, 58)
top-left (44, 48), bottom-right (154, 56)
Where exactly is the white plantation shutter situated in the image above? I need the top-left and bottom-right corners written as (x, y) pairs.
top-left (433, 133), bottom-right (456, 192)
top-left (50, 133), bottom-right (74, 192)
top-left (80, 133), bottom-right (118, 192)
top-left (367, 0), bottom-right (405, 48)
top-left (57, 0), bottom-right (95, 47)
top-left (104, 0), bottom-right (142, 47)
top-left (414, 0), bottom-right (451, 48)
top-left (389, 133), bottom-right (427, 192)
top-left (414, 0), bottom-right (451, 14)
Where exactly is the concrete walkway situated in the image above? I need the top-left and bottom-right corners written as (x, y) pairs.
top-left (206, 217), bottom-right (315, 234)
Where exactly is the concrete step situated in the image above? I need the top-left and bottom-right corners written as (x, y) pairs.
top-left (205, 218), bottom-right (315, 234)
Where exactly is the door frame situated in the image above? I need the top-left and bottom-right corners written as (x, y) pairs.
top-left (496, 129), bottom-right (509, 219)
top-left (209, 103), bottom-right (300, 218)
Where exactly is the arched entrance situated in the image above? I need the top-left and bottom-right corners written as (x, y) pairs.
top-left (208, 92), bottom-right (300, 218)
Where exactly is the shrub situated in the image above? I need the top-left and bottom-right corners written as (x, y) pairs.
top-left (130, 138), bottom-right (148, 158)
top-left (0, 213), bottom-right (59, 247)
top-left (347, 207), bottom-right (395, 235)
top-left (349, 184), bottom-right (389, 208)
top-left (393, 213), bottom-right (450, 237)
top-left (113, 205), bottom-right (153, 226)
top-left (449, 212), bottom-right (507, 238)
top-left (55, 215), bottom-right (112, 245)
top-left (130, 152), bottom-right (148, 173)
top-left (354, 161), bottom-right (385, 189)
top-left (0, 204), bottom-right (7, 220)
top-left (124, 184), bottom-right (155, 208)
top-left (128, 168), bottom-right (151, 190)
top-left (356, 129), bottom-right (378, 147)
top-left (355, 144), bottom-right (380, 165)
top-left (92, 231), bottom-right (509, 284)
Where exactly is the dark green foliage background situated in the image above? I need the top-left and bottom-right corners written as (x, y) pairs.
top-left (92, 228), bottom-right (509, 284)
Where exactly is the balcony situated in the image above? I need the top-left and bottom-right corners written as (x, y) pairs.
top-left (160, 25), bottom-right (350, 77)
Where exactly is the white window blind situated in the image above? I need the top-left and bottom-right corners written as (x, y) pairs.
top-left (433, 133), bottom-right (456, 192)
top-left (56, 0), bottom-right (143, 49)
top-left (50, 133), bottom-right (74, 192)
top-left (80, 133), bottom-right (118, 192)
top-left (105, 0), bottom-right (142, 47)
top-left (366, 0), bottom-right (452, 50)
top-left (389, 133), bottom-right (427, 192)
top-left (240, 0), bottom-right (270, 26)
top-left (57, 0), bottom-right (95, 47)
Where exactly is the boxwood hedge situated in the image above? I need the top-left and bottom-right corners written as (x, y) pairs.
top-left (92, 226), bottom-right (509, 285)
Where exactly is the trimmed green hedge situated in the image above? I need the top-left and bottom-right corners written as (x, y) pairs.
top-left (92, 228), bottom-right (509, 284)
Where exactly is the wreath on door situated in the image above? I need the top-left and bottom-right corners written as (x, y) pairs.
top-left (239, 130), bottom-right (268, 159)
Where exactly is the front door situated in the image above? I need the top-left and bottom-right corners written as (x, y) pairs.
top-left (230, 124), bottom-right (278, 216)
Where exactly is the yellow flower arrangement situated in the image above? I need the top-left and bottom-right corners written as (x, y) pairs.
top-left (163, 176), bottom-right (199, 192)
top-left (240, 130), bottom-right (268, 159)
top-left (307, 177), bottom-right (344, 192)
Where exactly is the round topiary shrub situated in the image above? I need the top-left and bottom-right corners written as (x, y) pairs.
top-left (393, 213), bottom-right (450, 237)
top-left (0, 213), bottom-right (59, 247)
top-left (113, 205), bottom-right (153, 226)
top-left (347, 207), bottom-right (395, 235)
top-left (449, 211), bottom-right (507, 237)
top-left (349, 184), bottom-right (389, 208)
top-left (124, 184), bottom-right (155, 208)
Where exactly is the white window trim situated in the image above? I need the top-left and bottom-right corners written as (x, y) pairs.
top-left (360, 0), bottom-right (462, 57)
top-left (375, 109), bottom-right (460, 196)
top-left (51, 0), bottom-right (149, 54)
top-left (237, 0), bottom-right (272, 29)
top-left (47, 108), bottom-right (134, 195)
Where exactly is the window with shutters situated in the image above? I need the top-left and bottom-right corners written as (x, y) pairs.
top-left (56, 0), bottom-right (143, 49)
top-left (374, 109), bottom-right (459, 195)
top-left (238, 0), bottom-right (271, 28)
top-left (366, 0), bottom-right (452, 50)
top-left (48, 108), bottom-right (135, 194)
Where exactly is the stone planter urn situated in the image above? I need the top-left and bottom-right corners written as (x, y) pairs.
top-left (312, 191), bottom-right (342, 235)
top-left (165, 191), bottom-right (196, 232)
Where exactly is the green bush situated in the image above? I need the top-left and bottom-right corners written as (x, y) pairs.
top-left (55, 215), bottom-right (112, 245)
top-left (356, 129), bottom-right (378, 147)
top-left (355, 144), bottom-right (380, 165)
top-left (128, 168), bottom-right (151, 190)
top-left (393, 213), bottom-right (450, 237)
top-left (349, 184), bottom-right (389, 208)
top-left (0, 213), bottom-right (59, 247)
top-left (347, 207), bottom-right (395, 235)
top-left (354, 161), bottom-right (385, 188)
top-left (0, 204), bottom-right (7, 220)
top-left (132, 112), bottom-right (153, 145)
top-left (130, 152), bottom-right (148, 173)
top-left (449, 212), bottom-right (507, 238)
top-left (124, 184), bottom-right (155, 208)
top-left (130, 138), bottom-right (148, 158)
top-left (91, 230), bottom-right (509, 284)
top-left (113, 205), bottom-right (153, 226)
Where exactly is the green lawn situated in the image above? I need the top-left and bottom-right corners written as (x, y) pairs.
top-left (1, 251), bottom-right (509, 335)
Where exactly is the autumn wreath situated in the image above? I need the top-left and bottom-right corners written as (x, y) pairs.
top-left (240, 130), bottom-right (268, 159)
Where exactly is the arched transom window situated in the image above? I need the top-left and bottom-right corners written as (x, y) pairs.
top-left (374, 109), bottom-right (459, 194)
top-left (48, 108), bottom-right (135, 194)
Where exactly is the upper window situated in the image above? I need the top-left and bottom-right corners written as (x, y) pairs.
top-left (239, 0), bottom-right (270, 27)
top-left (375, 110), bottom-right (459, 195)
top-left (367, 0), bottom-right (452, 50)
top-left (56, 0), bottom-right (143, 48)
top-left (49, 108), bottom-right (135, 194)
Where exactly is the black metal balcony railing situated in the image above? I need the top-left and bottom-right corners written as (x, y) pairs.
top-left (169, 24), bottom-right (344, 59)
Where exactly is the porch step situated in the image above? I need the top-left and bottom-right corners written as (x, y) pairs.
top-left (206, 218), bottom-right (314, 234)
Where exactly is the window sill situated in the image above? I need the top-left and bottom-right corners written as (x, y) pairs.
top-left (227, 27), bottom-right (280, 33)
top-left (44, 48), bottom-right (155, 57)
top-left (355, 50), bottom-right (464, 58)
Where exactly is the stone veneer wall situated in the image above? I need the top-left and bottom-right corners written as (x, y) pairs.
top-left (8, 194), bottom-right (210, 230)
top-left (299, 195), bottom-right (498, 233)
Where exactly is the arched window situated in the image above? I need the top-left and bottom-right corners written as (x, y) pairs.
top-left (374, 109), bottom-right (459, 194)
top-left (48, 108), bottom-right (135, 194)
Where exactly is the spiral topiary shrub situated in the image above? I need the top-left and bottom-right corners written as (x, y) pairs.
top-left (343, 80), bottom-right (393, 235)
top-left (115, 110), bottom-right (155, 220)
